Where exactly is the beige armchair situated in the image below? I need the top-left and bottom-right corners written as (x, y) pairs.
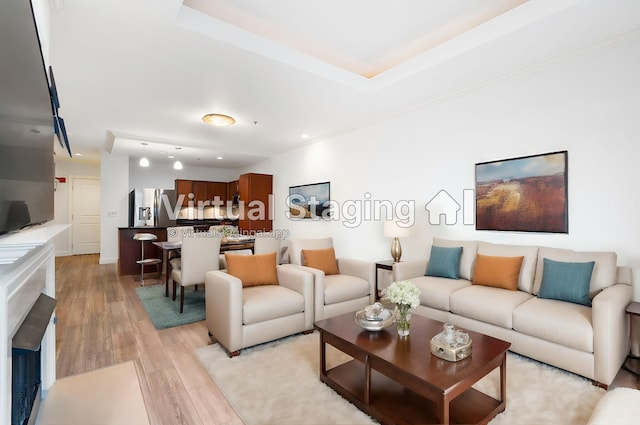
top-left (287, 237), bottom-right (375, 321)
top-left (170, 233), bottom-right (221, 313)
top-left (205, 259), bottom-right (314, 357)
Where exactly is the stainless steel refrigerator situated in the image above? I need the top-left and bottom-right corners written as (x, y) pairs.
top-left (128, 188), bottom-right (177, 227)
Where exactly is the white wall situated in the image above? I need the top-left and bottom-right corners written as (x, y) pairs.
top-left (51, 159), bottom-right (100, 255)
top-left (245, 34), bottom-right (640, 300)
top-left (99, 151), bottom-right (129, 264)
top-left (129, 159), bottom-right (238, 190)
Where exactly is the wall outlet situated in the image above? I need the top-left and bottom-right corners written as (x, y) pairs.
top-left (107, 211), bottom-right (118, 217)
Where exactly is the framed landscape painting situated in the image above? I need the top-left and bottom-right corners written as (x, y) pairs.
top-left (288, 181), bottom-right (331, 219)
top-left (475, 151), bottom-right (568, 233)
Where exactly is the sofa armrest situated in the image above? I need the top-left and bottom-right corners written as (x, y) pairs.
top-left (592, 282), bottom-right (633, 385)
top-left (204, 270), bottom-right (244, 353)
top-left (394, 260), bottom-right (428, 281)
top-left (277, 266), bottom-right (314, 330)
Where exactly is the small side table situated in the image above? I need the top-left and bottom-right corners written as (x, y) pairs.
top-left (624, 301), bottom-right (640, 375)
top-left (375, 260), bottom-right (397, 301)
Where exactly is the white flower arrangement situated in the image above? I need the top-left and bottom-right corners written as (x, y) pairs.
top-left (385, 280), bottom-right (421, 308)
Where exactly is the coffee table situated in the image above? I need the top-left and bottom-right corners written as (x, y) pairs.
top-left (314, 312), bottom-right (511, 425)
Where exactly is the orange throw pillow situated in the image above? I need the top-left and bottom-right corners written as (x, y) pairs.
top-left (225, 252), bottom-right (278, 287)
top-left (472, 254), bottom-right (524, 291)
top-left (302, 248), bottom-right (339, 275)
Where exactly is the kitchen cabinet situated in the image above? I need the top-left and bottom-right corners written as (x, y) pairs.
top-left (207, 181), bottom-right (227, 203)
top-left (192, 180), bottom-right (208, 205)
top-left (176, 179), bottom-right (225, 206)
top-left (175, 179), bottom-right (192, 206)
top-left (239, 173), bottom-right (273, 233)
top-left (227, 180), bottom-right (239, 201)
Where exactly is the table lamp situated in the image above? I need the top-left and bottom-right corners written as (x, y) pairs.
top-left (384, 220), bottom-right (410, 262)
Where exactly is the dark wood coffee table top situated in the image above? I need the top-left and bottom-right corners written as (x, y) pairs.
top-left (314, 312), bottom-right (511, 425)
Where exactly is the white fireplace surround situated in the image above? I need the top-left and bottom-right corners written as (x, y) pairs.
top-left (0, 224), bottom-right (67, 425)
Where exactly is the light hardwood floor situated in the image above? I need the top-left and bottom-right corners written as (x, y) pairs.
top-left (54, 255), bottom-right (639, 425)
top-left (54, 254), bottom-right (243, 425)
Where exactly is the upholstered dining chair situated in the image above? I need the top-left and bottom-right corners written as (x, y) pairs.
top-left (253, 231), bottom-right (283, 264)
top-left (205, 252), bottom-right (314, 357)
top-left (286, 237), bottom-right (375, 321)
top-left (166, 226), bottom-right (194, 267)
top-left (170, 233), bottom-right (221, 313)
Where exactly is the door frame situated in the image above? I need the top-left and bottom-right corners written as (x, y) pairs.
top-left (67, 175), bottom-right (101, 255)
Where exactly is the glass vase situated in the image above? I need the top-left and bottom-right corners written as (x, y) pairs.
top-left (395, 304), bottom-right (412, 336)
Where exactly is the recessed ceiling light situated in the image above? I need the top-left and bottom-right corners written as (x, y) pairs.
top-left (217, 156), bottom-right (223, 160)
top-left (301, 134), bottom-right (309, 139)
top-left (74, 153), bottom-right (83, 156)
top-left (202, 113), bottom-right (236, 127)
top-left (168, 155), bottom-right (175, 159)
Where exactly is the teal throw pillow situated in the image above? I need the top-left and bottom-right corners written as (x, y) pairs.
top-left (538, 258), bottom-right (595, 306)
top-left (425, 245), bottom-right (463, 279)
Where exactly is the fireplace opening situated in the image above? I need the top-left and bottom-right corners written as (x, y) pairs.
top-left (12, 348), bottom-right (41, 425)
top-left (11, 293), bottom-right (56, 425)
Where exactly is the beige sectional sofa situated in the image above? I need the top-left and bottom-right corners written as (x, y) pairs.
top-left (394, 237), bottom-right (633, 387)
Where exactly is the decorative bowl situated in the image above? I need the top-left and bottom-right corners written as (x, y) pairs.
top-left (355, 308), bottom-right (394, 331)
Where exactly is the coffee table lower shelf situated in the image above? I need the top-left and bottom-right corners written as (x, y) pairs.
top-left (323, 360), bottom-right (504, 425)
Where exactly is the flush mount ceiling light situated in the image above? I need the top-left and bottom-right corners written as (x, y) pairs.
top-left (202, 113), bottom-right (236, 127)
top-left (173, 147), bottom-right (183, 170)
top-left (139, 142), bottom-right (150, 167)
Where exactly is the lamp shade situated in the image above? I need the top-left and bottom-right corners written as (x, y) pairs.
top-left (384, 220), bottom-right (410, 238)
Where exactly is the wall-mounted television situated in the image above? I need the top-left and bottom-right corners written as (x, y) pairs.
top-left (0, 0), bottom-right (56, 235)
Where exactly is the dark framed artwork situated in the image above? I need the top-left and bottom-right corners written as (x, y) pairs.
top-left (288, 181), bottom-right (331, 219)
top-left (475, 151), bottom-right (568, 233)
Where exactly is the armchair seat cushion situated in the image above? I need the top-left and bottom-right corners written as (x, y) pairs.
top-left (243, 285), bottom-right (305, 325)
top-left (513, 297), bottom-right (593, 352)
top-left (324, 274), bottom-right (370, 305)
top-left (450, 285), bottom-right (533, 329)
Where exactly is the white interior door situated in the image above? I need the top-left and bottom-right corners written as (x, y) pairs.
top-left (71, 177), bottom-right (101, 255)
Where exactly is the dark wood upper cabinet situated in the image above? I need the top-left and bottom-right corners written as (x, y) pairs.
top-left (239, 173), bottom-right (273, 233)
top-left (207, 182), bottom-right (227, 203)
top-left (175, 179), bottom-right (192, 207)
top-left (227, 180), bottom-right (239, 201)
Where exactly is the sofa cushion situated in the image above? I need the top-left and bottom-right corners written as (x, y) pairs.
top-left (432, 237), bottom-right (478, 280)
top-left (532, 247), bottom-right (616, 297)
top-left (324, 274), bottom-right (370, 305)
top-left (425, 245), bottom-right (463, 279)
top-left (242, 285), bottom-right (305, 325)
top-left (302, 247), bottom-right (339, 275)
top-left (538, 258), bottom-right (595, 306)
top-left (408, 276), bottom-right (471, 311)
top-left (512, 297), bottom-right (593, 352)
top-left (477, 242), bottom-right (539, 293)
top-left (472, 254), bottom-right (524, 291)
top-left (226, 252), bottom-right (278, 287)
top-left (449, 286), bottom-right (533, 329)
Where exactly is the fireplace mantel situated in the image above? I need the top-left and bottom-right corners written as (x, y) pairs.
top-left (0, 225), bottom-right (66, 425)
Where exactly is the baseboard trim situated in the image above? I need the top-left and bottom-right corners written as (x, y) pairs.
top-left (99, 256), bottom-right (118, 265)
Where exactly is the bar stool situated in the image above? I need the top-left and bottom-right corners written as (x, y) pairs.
top-left (133, 233), bottom-right (162, 286)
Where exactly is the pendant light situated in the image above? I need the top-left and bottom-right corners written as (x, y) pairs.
top-left (173, 147), bottom-right (183, 170)
top-left (139, 142), bottom-right (149, 167)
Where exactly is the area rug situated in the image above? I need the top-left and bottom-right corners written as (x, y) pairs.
top-left (36, 361), bottom-right (149, 425)
top-left (135, 284), bottom-right (205, 329)
top-left (195, 332), bottom-right (605, 425)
